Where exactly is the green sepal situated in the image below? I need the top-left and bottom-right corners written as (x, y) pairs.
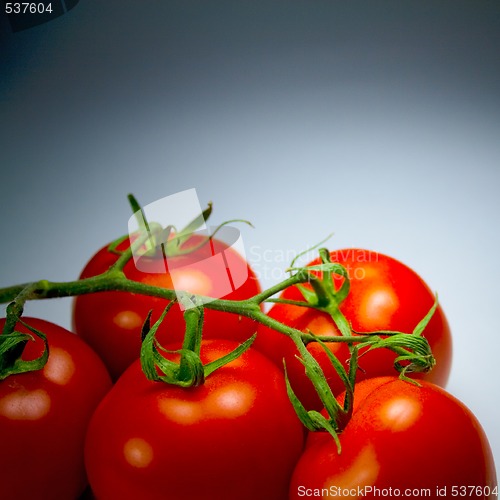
top-left (315, 337), bottom-right (354, 415)
top-left (127, 193), bottom-right (171, 257)
top-left (127, 193), bottom-right (154, 249)
top-left (290, 330), bottom-right (347, 424)
top-left (295, 283), bottom-right (320, 306)
top-left (413, 294), bottom-right (439, 336)
top-left (346, 347), bottom-right (359, 398)
top-left (126, 196), bottom-right (254, 261)
top-left (140, 310), bottom-right (154, 342)
top-left (289, 236), bottom-right (334, 270)
top-left (328, 306), bottom-right (352, 339)
top-left (204, 333), bottom-right (256, 378)
top-left (317, 248), bottom-right (350, 305)
top-left (291, 262), bottom-right (350, 280)
top-left (107, 234), bottom-right (129, 255)
top-left (265, 298), bottom-right (319, 309)
top-left (127, 193), bottom-right (143, 218)
top-left (283, 362), bottom-right (342, 454)
top-left (140, 303), bottom-right (182, 384)
top-left (283, 361), bottom-right (314, 429)
top-left (139, 301), bottom-right (202, 386)
top-left (140, 304), bottom-right (205, 388)
top-left (308, 411), bottom-right (342, 455)
top-left (356, 333), bottom-right (435, 383)
top-left (165, 218), bottom-right (254, 258)
top-left (173, 201), bottom-right (213, 248)
top-left (176, 349), bottom-right (205, 386)
top-left (178, 296), bottom-right (204, 355)
top-left (351, 297), bottom-right (439, 382)
top-left (317, 248), bottom-right (337, 301)
top-left (0, 321), bottom-right (49, 381)
top-left (161, 203), bottom-right (213, 255)
top-left (288, 260), bottom-right (350, 309)
top-left (294, 353), bottom-right (339, 419)
top-left (140, 303), bottom-right (257, 387)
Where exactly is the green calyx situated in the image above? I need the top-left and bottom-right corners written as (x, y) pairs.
top-left (0, 283), bottom-right (50, 381)
top-left (275, 249), bottom-right (438, 451)
top-left (0, 321), bottom-right (49, 381)
top-left (283, 335), bottom-right (356, 454)
top-left (277, 250), bottom-right (357, 451)
top-left (351, 296), bottom-right (438, 383)
top-left (124, 194), bottom-right (253, 261)
top-left (139, 296), bottom-right (256, 388)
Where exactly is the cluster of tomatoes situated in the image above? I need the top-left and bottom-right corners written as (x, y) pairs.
top-left (0, 233), bottom-right (497, 499)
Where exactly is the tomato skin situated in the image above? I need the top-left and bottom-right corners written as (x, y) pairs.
top-left (85, 340), bottom-right (305, 500)
top-left (290, 377), bottom-right (497, 499)
top-left (0, 317), bottom-right (112, 500)
top-left (254, 249), bottom-right (452, 410)
top-left (73, 236), bottom-right (262, 380)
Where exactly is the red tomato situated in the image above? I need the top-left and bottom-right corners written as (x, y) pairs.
top-left (0, 317), bottom-right (112, 500)
top-left (73, 235), bottom-right (261, 379)
top-left (85, 340), bottom-right (305, 500)
top-left (289, 377), bottom-right (497, 499)
top-left (254, 249), bottom-right (452, 410)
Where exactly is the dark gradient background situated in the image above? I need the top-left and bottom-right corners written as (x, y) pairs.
top-left (1, 0), bottom-right (500, 477)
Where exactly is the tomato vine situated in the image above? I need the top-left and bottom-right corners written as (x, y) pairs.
top-left (0, 196), bottom-right (438, 444)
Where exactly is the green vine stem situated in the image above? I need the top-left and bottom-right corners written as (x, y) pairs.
top-left (0, 247), bottom-right (436, 383)
top-left (0, 206), bottom-right (438, 441)
top-left (0, 320), bottom-right (49, 380)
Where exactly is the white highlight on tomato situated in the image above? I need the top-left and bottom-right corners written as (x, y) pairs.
top-left (326, 445), bottom-right (380, 494)
top-left (43, 347), bottom-right (76, 385)
top-left (379, 396), bottom-right (422, 432)
top-left (0, 389), bottom-right (51, 420)
top-left (123, 438), bottom-right (154, 468)
top-left (158, 397), bottom-right (203, 425)
top-left (207, 382), bottom-right (256, 418)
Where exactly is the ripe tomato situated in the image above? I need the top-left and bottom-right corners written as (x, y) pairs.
top-left (254, 249), bottom-right (452, 410)
top-left (289, 377), bottom-right (497, 499)
top-left (0, 317), bottom-right (112, 500)
top-left (73, 235), bottom-right (261, 379)
top-left (85, 340), bottom-right (305, 500)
